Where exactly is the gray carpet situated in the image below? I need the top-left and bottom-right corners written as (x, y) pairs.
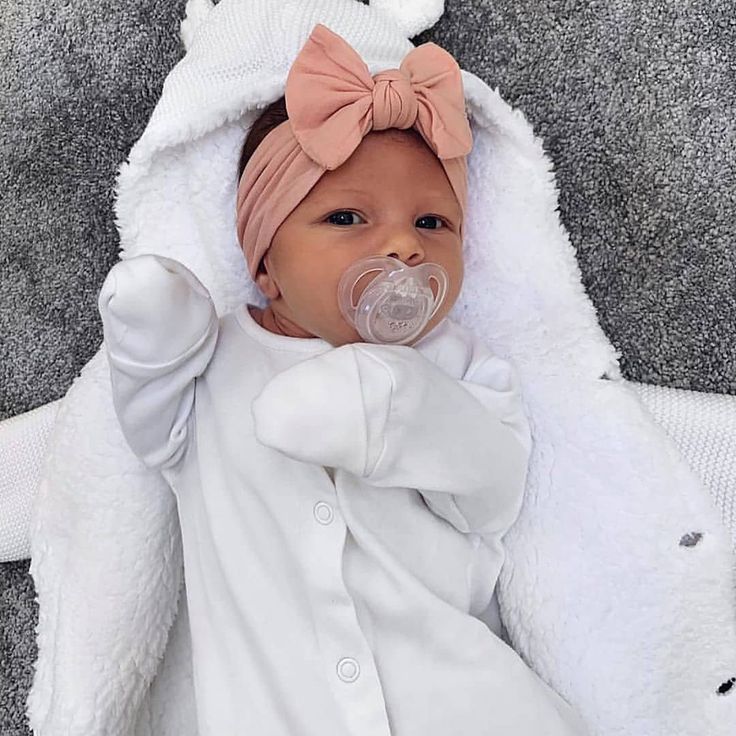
top-left (2, 0), bottom-right (735, 732)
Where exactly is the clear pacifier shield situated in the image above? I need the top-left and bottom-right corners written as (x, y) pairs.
top-left (337, 255), bottom-right (448, 345)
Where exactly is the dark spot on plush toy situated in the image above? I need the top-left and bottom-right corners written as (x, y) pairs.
top-left (679, 532), bottom-right (703, 547)
top-left (599, 373), bottom-right (610, 380)
top-left (717, 677), bottom-right (735, 695)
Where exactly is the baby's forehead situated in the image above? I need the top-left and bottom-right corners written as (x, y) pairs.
top-left (308, 132), bottom-right (461, 207)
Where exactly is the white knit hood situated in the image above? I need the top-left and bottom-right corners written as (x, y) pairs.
top-left (24, 1), bottom-right (736, 734)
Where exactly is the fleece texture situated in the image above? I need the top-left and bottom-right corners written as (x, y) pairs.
top-left (1, 0), bottom-right (735, 733)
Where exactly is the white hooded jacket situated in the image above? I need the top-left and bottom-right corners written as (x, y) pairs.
top-left (14, 0), bottom-right (736, 734)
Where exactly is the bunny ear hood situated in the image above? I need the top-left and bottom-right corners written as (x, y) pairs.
top-left (26, 1), bottom-right (736, 734)
top-left (113, 0), bottom-right (617, 379)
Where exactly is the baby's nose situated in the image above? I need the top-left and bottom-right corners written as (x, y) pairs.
top-left (382, 241), bottom-right (424, 266)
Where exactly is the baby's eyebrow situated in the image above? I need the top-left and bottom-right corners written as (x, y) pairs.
top-left (318, 188), bottom-right (459, 207)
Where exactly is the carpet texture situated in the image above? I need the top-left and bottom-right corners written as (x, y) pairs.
top-left (2, 0), bottom-right (734, 732)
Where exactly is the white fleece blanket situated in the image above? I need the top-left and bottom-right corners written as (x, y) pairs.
top-left (19, 0), bottom-right (736, 734)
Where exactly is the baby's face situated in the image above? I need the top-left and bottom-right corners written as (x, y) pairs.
top-left (255, 129), bottom-right (464, 347)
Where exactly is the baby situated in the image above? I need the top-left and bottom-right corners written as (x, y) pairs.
top-left (98, 23), bottom-right (586, 736)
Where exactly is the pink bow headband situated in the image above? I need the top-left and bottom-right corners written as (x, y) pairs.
top-left (236, 22), bottom-right (474, 282)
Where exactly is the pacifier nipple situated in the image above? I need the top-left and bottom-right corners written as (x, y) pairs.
top-left (337, 255), bottom-right (448, 345)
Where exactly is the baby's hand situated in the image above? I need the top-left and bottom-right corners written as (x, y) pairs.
top-left (98, 254), bottom-right (215, 363)
top-left (251, 344), bottom-right (384, 475)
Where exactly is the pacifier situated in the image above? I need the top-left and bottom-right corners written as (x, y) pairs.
top-left (337, 255), bottom-right (448, 345)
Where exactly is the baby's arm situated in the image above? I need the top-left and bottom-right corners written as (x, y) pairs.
top-left (98, 254), bottom-right (219, 473)
top-left (252, 342), bottom-right (531, 537)
top-left (408, 351), bottom-right (531, 537)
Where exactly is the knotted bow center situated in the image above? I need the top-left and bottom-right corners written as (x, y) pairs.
top-left (371, 69), bottom-right (418, 131)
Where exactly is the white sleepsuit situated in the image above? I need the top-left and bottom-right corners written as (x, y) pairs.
top-left (98, 253), bottom-right (587, 735)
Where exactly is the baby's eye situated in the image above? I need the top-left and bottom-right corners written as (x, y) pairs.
top-left (326, 211), bottom-right (364, 226)
top-left (416, 215), bottom-right (446, 230)
top-left (326, 211), bottom-right (446, 229)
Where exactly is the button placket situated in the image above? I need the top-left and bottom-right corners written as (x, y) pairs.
top-left (303, 474), bottom-right (391, 735)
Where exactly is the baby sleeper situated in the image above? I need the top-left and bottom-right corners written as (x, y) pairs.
top-left (98, 253), bottom-right (587, 735)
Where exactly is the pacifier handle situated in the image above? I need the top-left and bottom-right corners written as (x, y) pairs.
top-left (426, 273), bottom-right (447, 322)
top-left (344, 267), bottom-right (384, 311)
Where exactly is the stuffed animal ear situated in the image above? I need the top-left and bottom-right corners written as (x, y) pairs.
top-left (369, 0), bottom-right (444, 38)
top-left (180, 0), bottom-right (215, 51)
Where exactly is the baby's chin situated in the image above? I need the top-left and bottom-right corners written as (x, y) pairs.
top-left (322, 328), bottom-right (363, 348)
top-left (312, 313), bottom-right (434, 348)
top-left (326, 330), bottom-right (424, 349)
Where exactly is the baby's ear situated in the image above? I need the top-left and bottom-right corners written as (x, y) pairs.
top-left (255, 268), bottom-right (280, 300)
top-left (254, 251), bottom-right (281, 299)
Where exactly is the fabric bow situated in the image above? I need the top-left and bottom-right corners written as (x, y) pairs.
top-left (285, 23), bottom-right (473, 170)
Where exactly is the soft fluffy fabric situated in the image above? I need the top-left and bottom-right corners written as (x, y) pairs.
top-left (2, 0), bottom-right (736, 733)
top-left (9, 0), bottom-right (736, 733)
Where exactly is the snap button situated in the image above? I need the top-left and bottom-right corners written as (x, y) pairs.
top-left (336, 657), bottom-right (360, 683)
top-left (313, 501), bottom-right (334, 525)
